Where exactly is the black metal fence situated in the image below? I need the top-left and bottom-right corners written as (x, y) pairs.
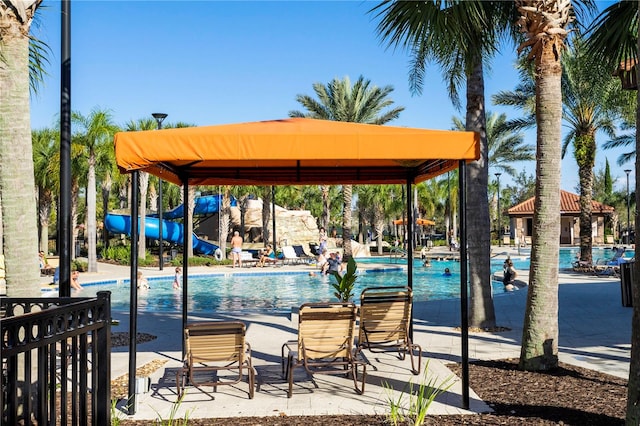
top-left (1, 291), bottom-right (111, 425)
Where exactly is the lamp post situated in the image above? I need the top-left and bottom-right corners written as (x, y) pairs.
top-left (625, 169), bottom-right (632, 245)
top-left (152, 113), bottom-right (168, 270)
top-left (495, 172), bottom-right (502, 247)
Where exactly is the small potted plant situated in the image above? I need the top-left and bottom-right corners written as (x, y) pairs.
top-left (331, 257), bottom-right (358, 302)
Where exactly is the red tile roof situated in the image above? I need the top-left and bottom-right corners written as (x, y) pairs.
top-left (508, 190), bottom-right (615, 215)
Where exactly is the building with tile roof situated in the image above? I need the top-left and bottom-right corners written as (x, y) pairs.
top-left (507, 190), bottom-right (615, 245)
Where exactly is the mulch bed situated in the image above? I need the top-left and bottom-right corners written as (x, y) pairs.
top-left (118, 358), bottom-right (627, 425)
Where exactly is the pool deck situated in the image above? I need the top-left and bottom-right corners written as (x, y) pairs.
top-left (44, 246), bottom-right (632, 421)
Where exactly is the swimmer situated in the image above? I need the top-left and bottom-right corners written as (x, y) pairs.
top-left (423, 259), bottom-right (432, 268)
top-left (443, 267), bottom-right (452, 276)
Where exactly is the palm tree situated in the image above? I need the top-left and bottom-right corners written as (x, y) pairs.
top-left (358, 185), bottom-right (404, 254)
top-left (494, 40), bottom-right (628, 264)
top-left (0, 1), bottom-right (43, 296)
top-left (585, 1), bottom-right (640, 421)
top-left (72, 108), bottom-right (119, 272)
top-left (370, 0), bottom-right (517, 328)
top-left (289, 75), bottom-right (404, 260)
top-left (515, 0), bottom-right (580, 371)
top-left (32, 128), bottom-right (59, 254)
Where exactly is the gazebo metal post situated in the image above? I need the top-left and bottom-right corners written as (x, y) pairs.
top-left (459, 160), bottom-right (469, 409)
top-left (406, 178), bottom-right (414, 339)
top-left (182, 180), bottom-right (190, 359)
top-left (59, 0), bottom-right (72, 297)
top-left (127, 170), bottom-right (140, 415)
top-left (152, 113), bottom-right (168, 270)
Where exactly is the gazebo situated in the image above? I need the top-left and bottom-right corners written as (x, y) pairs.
top-left (113, 117), bottom-right (480, 412)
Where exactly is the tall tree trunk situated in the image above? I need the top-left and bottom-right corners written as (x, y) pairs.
top-left (138, 171), bottom-right (148, 260)
top-left (466, 61), bottom-right (496, 329)
top-left (87, 155), bottom-right (98, 272)
top-left (219, 186), bottom-right (232, 259)
top-left (342, 184), bottom-right (353, 259)
top-left (187, 186), bottom-right (195, 257)
top-left (71, 180), bottom-right (79, 260)
top-left (321, 185), bottom-right (330, 229)
top-left (38, 188), bottom-right (52, 253)
top-left (520, 38), bottom-right (562, 371)
top-left (0, 17), bottom-right (40, 295)
top-left (577, 134), bottom-right (596, 264)
top-left (626, 2), bottom-right (640, 421)
top-left (102, 175), bottom-right (112, 250)
top-left (261, 187), bottom-right (272, 245)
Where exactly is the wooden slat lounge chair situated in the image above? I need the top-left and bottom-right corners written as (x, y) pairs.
top-left (282, 302), bottom-right (366, 397)
top-left (176, 321), bottom-right (255, 398)
top-left (356, 286), bottom-right (422, 375)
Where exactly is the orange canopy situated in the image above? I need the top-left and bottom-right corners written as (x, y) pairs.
top-left (114, 118), bottom-right (479, 186)
top-left (393, 218), bottom-right (436, 226)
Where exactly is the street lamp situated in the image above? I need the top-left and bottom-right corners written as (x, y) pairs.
top-left (625, 169), bottom-right (632, 245)
top-left (152, 113), bottom-right (168, 270)
top-left (495, 172), bottom-right (502, 247)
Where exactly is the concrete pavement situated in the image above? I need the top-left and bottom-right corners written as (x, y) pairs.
top-left (48, 248), bottom-right (632, 421)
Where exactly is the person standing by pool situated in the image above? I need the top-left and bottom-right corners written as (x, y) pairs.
top-left (231, 230), bottom-right (243, 268)
top-left (318, 227), bottom-right (328, 254)
top-left (173, 267), bottom-right (181, 289)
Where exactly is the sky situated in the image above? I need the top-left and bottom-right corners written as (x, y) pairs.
top-left (29, 0), bottom-right (633, 193)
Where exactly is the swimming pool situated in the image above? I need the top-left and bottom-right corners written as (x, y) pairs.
top-left (80, 247), bottom-right (632, 314)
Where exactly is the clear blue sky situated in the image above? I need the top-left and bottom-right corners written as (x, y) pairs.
top-left (29, 1), bottom-right (633, 193)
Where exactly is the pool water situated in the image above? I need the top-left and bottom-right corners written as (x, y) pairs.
top-left (82, 247), bottom-right (633, 314)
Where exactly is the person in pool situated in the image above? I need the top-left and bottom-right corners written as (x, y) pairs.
top-left (443, 267), bottom-right (452, 276)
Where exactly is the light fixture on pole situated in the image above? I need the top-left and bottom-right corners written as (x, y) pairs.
top-left (495, 172), bottom-right (502, 247)
top-left (152, 113), bottom-right (168, 270)
top-left (625, 169), bottom-right (632, 245)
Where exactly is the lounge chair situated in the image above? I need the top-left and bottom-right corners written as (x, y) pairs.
top-left (281, 302), bottom-right (366, 397)
top-left (176, 321), bottom-right (255, 399)
top-left (356, 286), bottom-right (422, 375)
top-left (239, 251), bottom-right (258, 267)
top-left (292, 245), bottom-right (314, 263)
top-left (282, 246), bottom-right (303, 264)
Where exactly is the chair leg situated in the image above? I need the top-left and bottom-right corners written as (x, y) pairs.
top-left (248, 365), bottom-right (256, 399)
top-left (409, 343), bottom-right (422, 375)
top-left (287, 355), bottom-right (295, 398)
top-left (352, 362), bottom-right (366, 395)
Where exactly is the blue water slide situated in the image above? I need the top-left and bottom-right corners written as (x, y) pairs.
top-left (104, 213), bottom-right (221, 256)
top-left (162, 194), bottom-right (236, 220)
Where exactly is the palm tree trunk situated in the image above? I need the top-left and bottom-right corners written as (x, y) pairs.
top-left (577, 134), bottom-right (596, 264)
top-left (0, 24), bottom-right (40, 295)
top-left (342, 184), bottom-right (353, 259)
top-left (261, 187), bottom-right (272, 245)
top-left (520, 39), bottom-right (562, 371)
top-left (138, 171), bottom-right (148, 260)
top-left (219, 186), bottom-right (232, 259)
top-left (102, 175), bottom-right (112, 250)
top-left (321, 185), bottom-right (330, 229)
top-left (87, 155), bottom-right (98, 272)
top-left (466, 61), bottom-right (496, 329)
top-left (38, 189), bottom-right (52, 253)
top-left (187, 186), bottom-right (195, 257)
